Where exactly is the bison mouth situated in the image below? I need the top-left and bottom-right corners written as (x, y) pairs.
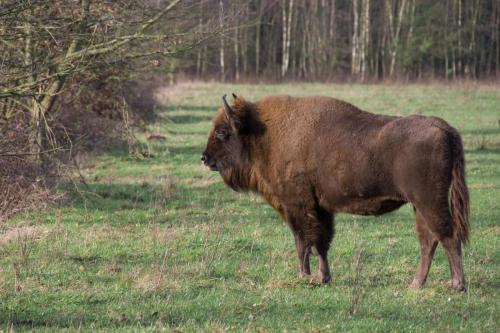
top-left (208, 163), bottom-right (218, 172)
top-left (201, 153), bottom-right (219, 171)
top-left (202, 160), bottom-right (218, 171)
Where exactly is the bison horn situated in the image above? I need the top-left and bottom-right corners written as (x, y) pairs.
top-left (222, 94), bottom-right (235, 116)
top-left (222, 94), bottom-right (241, 130)
top-left (232, 93), bottom-right (238, 99)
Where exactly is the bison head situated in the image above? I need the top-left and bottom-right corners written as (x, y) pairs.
top-left (202, 94), bottom-right (263, 190)
top-left (202, 94), bottom-right (244, 172)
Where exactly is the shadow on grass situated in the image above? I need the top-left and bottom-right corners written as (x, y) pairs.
top-left (65, 182), bottom-right (162, 211)
top-left (465, 148), bottom-right (500, 170)
top-left (465, 147), bottom-right (500, 155)
top-left (63, 177), bottom-right (223, 219)
top-left (168, 145), bottom-right (203, 157)
top-left (164, 104), bottom-right (212, 112)
top-left (167, 114), bottom-right (213, 124)
top-left (461, 127), bottom-right (500, 136)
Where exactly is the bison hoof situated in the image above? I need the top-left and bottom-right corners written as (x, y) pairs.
top-left (409, 279), bottom-right (425, 289)
top-left (298, 271), bottom-right (311, 278)
top-left (320, 274), bottom-right (331, 284)
top-left (451, 280), bottom-right (467, 292)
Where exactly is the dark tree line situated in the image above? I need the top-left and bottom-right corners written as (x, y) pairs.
top-left (183, 0), bottom-right (500, 81)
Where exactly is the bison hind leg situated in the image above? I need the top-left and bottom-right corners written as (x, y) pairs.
top-left (410, 209), bottom-right (439, 289)
top-left (412, 203), bottom-right (467, 292)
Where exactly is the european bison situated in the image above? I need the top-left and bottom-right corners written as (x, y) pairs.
top-left (202, 94), bottom-right (470, 291)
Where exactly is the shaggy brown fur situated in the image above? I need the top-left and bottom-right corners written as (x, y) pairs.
top-left (202, 94), bottom-right (470, 291)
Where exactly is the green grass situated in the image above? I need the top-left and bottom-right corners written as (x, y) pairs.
top-left (1, 83), bottom-right (499, 332)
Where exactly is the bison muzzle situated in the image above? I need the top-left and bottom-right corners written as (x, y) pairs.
top-left (202, 94), bottom-right (470, 291)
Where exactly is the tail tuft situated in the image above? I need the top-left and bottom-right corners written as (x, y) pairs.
top-left (449, 131), bottom-right (470, 245)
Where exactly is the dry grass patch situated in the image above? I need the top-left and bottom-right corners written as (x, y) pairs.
top-left (154, 81), bottom-right (212, 105)
top-left (183, 175), bottom-right (220, 188)
top-left (0, 224), bottom-right (56, 247)
top-left (134, 267), bottom-right (180, 292)
top-left (149, 225), bottom-right (177, 243)
top-left (80, 225), bottom-right (117, 244)
top-left (155, 176), bottom-right (178, 201)
top-left (101, 262), bottom-right (123, 274)
top-left (469, 183), bottom-right (500, 189)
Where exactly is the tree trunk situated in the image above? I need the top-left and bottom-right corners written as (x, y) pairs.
top-left (388, 0), bottom-right (407, 78)
top-left (201, 44), bottom-right (207, 77)
top-left (329, 0), bottom-right (336, 72)
top-left (219, 0), bottom-right (225, 82)
top-left (255, 0), bottom-right (261, 77)
top-left (242, 13), bottom-right (248, 78)
top-left (406, 0), bottom-right (415, 78)
top-left (467, 0), bottom-right (479, 78)
top-left (234, 25), bottom-right (240, 81)
top-left (361, 0), bottom-right (370, 81)
top-left (29, 0), bottom-right (89, 167)
top-left (281, 0), bottom-right (294, 78)
top-left (457, 0), bottom-right (462, 75)
top-left (352, 0), bottom-right (360, 77)
top-left (497, 0), bottom-right (500, 76)
top-left (196, 16), bottom-right (202, 77)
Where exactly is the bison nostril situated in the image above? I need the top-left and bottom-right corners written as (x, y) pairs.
top-left (201, 155), bottom-right (205, 162)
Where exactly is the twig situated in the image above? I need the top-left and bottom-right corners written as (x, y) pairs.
top-left (0, 146), bottom-right (67, 157)
top-left (349, 249), bottom-right (365, 316)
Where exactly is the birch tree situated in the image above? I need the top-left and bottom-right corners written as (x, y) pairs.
top-left (386, 0), bottom-right (407, 77)
top-left (281, 0), bottom-right (294, 78)
top-left (219, 0), bottom-right (226, 82)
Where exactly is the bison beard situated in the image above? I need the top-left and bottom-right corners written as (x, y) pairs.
top-left (202, 94), bottom-right (470, 291)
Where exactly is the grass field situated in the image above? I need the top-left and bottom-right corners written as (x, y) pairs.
top-left (1, 83), bottom-right (499, 332)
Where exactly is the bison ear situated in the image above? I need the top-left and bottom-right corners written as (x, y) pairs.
top-left (222, 94), bottom-right (242, 131)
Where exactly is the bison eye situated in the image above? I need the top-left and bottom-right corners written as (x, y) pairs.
top-left (215, 129), bottom-right (228, 141)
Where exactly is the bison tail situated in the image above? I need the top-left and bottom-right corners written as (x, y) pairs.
top-left (449, 130), bottom-right (470, 245)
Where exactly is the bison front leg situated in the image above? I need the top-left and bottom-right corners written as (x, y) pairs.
top-left (293, 232), bottom-right (311, 277)
top-left (284, 211), bottom-right (313, 279)
top-left (285, 207), bottom-right (334, 283)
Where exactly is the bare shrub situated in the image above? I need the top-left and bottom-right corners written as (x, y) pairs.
top-left (0, 116), bottom-right (58, 221)
top-left (52, 65), bottom-right (162, 152)
top-left (0, 0), bottom-right (210, 220)
top-left (349, 250), bottom-right (366, 316)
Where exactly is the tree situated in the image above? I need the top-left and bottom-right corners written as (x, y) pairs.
top-left (0, 0), bottom-right (214, 164)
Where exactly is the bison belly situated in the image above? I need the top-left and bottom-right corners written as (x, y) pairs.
top-left (320, 194), bottom-right (406, 216)
top-left (341, 197), bottom-right (406, 215)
